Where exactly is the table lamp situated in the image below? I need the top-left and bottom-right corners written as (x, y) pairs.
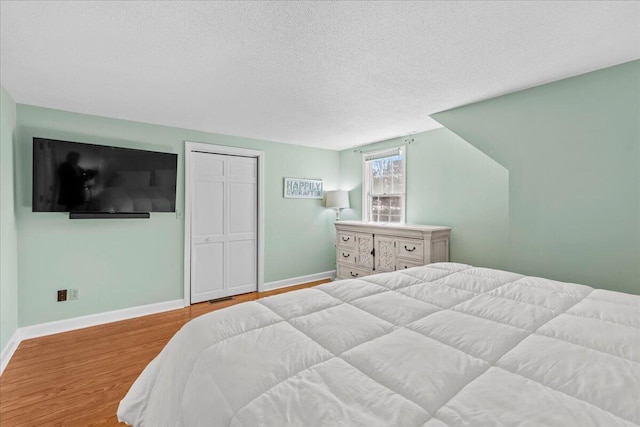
top-left (326, 190), bottom-right (350, 220)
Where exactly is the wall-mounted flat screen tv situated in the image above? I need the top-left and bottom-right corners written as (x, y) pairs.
top-left (33, 138), bottom-right (178, 213)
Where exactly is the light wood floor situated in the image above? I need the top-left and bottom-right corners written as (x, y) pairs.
top-left (0, 280), bottom-right (327, 427)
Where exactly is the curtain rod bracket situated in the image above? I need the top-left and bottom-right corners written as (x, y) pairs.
top-left (353, 137), bottom-right (413, 153)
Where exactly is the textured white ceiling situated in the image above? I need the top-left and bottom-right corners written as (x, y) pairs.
top-left (1, 1), bottom-right (639, 150)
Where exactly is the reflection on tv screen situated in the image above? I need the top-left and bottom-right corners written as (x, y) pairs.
top-left (33, 138), bottom-right (178, 213)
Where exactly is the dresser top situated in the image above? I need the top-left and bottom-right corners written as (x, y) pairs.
top-left (335, 221), bottom-right (451, 232)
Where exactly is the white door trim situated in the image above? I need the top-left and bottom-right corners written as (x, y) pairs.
top-left (184, 141), bottom-right (265, 307)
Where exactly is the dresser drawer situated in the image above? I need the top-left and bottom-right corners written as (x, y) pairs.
top-left (336, 247), bottom-right (355, 264)
top-left (337, 232), bottom-right (356, 248)
top-left (397, 259), bottom-right (423, 271)
top-left (396, 239), bottom-right (424, 261)
top-left (337, 264), bottom-right (372, 280)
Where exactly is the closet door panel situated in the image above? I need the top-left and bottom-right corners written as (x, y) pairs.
top-left (190, 152), bottom-right (258, 303)
top-left (191, 242), bottom-right (224, 301)
top-left (227, 240), bottom-right (256, 291)
top-left (193, 181), bottom-right (224, 237)
top-left (228, 182), bottom-right (256, 234)
top-left (224, 156), bottom-right (257, 295)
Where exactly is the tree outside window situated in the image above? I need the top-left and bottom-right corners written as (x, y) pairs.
top-left (363, 147), bottom-right (405, 223)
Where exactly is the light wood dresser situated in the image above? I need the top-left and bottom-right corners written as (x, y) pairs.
top-left (335, 221), bottom-right (451, 280)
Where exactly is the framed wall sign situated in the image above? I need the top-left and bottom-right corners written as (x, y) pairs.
top-left (284, 177), bottom-right (323, 199)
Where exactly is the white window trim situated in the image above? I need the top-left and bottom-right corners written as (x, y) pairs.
top-left (361, 145), bottom-right (406, 224)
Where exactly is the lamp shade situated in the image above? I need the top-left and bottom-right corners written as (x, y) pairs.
top-left (326, 190), bottom-right (350, 209)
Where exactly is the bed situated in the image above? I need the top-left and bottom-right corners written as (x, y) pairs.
top-left (118, 262), bottom-right (640, 426)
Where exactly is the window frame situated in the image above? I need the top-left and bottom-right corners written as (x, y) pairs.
top-left (362, 145), bottom-right (407, 224)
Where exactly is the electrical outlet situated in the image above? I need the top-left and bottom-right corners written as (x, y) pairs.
top-left (57, 289), bottom-right (67, 302)
top-left (69, 289), bottom-right (79, 300)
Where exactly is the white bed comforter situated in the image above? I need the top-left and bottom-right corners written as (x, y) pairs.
top-left (118, 263), bottom-right (640, 427)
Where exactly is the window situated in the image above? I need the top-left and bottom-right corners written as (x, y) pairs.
top-left (363, 146), bottom-right (405, 223)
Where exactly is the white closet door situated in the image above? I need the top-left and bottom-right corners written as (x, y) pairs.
top-left (190, 152), bottom-right (257, 303)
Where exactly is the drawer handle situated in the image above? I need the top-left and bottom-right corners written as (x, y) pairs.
top-left (404, 245), bottom-right (416, 252)
top-left (404, 266), bottom-right (409, 269)
top-left (341, 236), bottom-right (350, 242)
top-left (350, 272), bottom-right (359, 277)
top-left (342, 253), bottom-right (350, 258)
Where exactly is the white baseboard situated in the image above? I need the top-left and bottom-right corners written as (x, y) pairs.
top-left (0, 299), bottom-right (184, 376)
top-left (19, 299), bottom-right (185, 341)
top-left (1, 273), bottom-right (335, 375)
top-left (1, 329), bottom-right (22, 376)
top-left (262, 270), bottom-right (336, 292)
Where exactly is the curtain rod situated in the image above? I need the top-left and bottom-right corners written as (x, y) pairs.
top-left (353, 136), bottom-right (414, 153)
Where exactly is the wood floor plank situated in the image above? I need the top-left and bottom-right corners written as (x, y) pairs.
top-left (0, 280), bottom-right (327, 426)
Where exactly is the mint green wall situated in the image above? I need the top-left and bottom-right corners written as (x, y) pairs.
top-left (8, 60), bottom-right (639, 331)
top-left (432, 60), bottom-right (640, 294)
top-left (16, 105), bottom-right (339, 327)
top-left (1, 87), bottom-right (19, 353)
top-left (339, 128), bottom-right (509, 269)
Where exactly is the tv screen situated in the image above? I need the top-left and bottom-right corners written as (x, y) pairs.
top-left (33, 138), bottom-right (178, 213)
